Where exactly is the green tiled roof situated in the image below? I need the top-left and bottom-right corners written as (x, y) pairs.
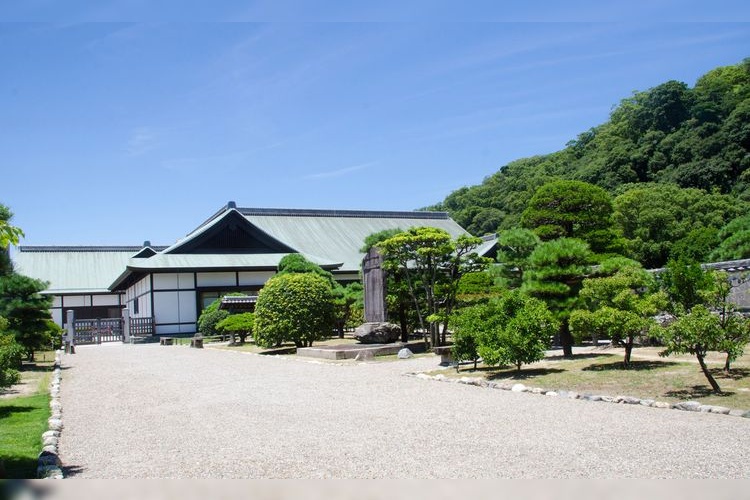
top-left (13, 247), bottom-right (142, 294)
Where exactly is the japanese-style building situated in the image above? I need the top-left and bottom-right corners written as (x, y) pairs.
top-left (14, 202), bottom-right (498, 336)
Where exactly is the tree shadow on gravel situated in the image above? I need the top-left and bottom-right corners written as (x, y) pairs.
top-left (582, 360), bottom-right (679, 372)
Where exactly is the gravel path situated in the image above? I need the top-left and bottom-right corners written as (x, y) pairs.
top-left (58, 343), bottom-right (750, 479)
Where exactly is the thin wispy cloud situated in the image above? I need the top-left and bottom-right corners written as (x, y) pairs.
top-left (303, 161), bottom-right (375, 180)
top-left (127, 126), bottom-right (159, 156)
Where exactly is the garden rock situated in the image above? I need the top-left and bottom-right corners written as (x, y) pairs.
top-left (511, 383), bottom-right (527, 392)
top-left (397, 348), bottom-right (413, 359)
top-left (545, 391), bottom-right (558, 397)
top-left (620, 396), bottom-right (641, 405)
top-left (674, 401), bottom-right (701, 412)
top-left (353, 322), bottom-right (401, 344)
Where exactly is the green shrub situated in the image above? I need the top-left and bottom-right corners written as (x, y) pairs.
top-left (0, 317), bottom-right (23, 389)
top-left (196, 299), bottom-right (229, 337)
top-left (216, 313), bottom-right (255, 344)
top-left (254, 273), bottom-right (334, 348)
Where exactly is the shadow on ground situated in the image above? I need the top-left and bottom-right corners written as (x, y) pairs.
top-left (484, 368), bottom-right (566, 380)
top-left (712, 367), bottom-right (750, 380)
top-left (545, 352), bottom-right (610, 362)
top-left (583, 359), bottom-right (679, 372)
top-left (664, 385), bottom-right (734, 399)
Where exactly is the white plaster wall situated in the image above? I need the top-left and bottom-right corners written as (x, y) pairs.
top-left (153, 273), bottom-right (178, 290)
top-left (51, 309), bottom-right (62, 326)
top-left (238, 271), bottom-right (275, 286)
top-left (178, 273), bottom-right (194, 289)
top-left (153, 290), bottom-right (197, 326)
top-left (179, 291), bottom-right (197, 323)
top-left (197, 272), bottom-right (236, 287)
top-left (154, 291), bottom-right (179, 324)
top-left (64, 296), bottom-right (85, 307)
top-left (155, 324), bottom-right (180, 335)
top-left (92, 294), bottom-right (121, 306)
top-left (52, 297), bottom-right (62, 307)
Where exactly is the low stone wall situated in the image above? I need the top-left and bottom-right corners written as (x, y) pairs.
top-left (406, 372), bottom-right (750, 419)
top-left (37, 349), bottom-right (64, 479)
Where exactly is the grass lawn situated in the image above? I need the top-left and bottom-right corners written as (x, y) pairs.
top-left (429, 345), bottom-right (750, 410)
top-left (0, 351), bottom-right (54, 479)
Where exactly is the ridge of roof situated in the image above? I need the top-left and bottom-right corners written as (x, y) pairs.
top-left (191, 203), bottom-right (452, 236)
top-left (18, 246), bottom-right (169, 252)
top-left (238, 207), bottom-right (450, 220)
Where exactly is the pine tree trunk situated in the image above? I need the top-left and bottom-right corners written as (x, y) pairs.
top-left (697, 354), bottom-right (722, 393)
top-left (398, 301), bottom-right (408, 343)
top-left (724, 353), bottom-right (732, 373)
top-left (624, 339), bottom-right (633, 367)
top-left (561, 321), bottom-right (573, 359)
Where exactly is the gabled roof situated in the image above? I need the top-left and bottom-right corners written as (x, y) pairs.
top-left (233, 206), bottom-right (472, 272)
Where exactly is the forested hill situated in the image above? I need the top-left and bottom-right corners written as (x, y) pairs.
top-left (429, 59), bottom-right (750, 238)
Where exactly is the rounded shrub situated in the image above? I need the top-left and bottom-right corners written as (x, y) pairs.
top-left (216, 313), bottom-right (254, 344)
top-left (254, 273), bottom-right (334, 348)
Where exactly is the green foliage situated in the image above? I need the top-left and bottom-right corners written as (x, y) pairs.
top-left (571, 260), bottom-right (667, 366)
top-left (427, 59), bottom-right (750, 260)
top-left (332, 281), bottom-right (363, 337)
top-left (0, 203), bottom-right (24, 251)
top-left (613, 183), bottom-right (744, 267)
top-left (452, 291), bottom-right (557, 371)
top-left (521, 180), bottom-right (623, 256)
top-left (378, 227), bottom-right (491, 346)
top-left (277, 253), bottom-right (335, 285)
top-left (215, 313), bottom-right (255, 344)
top-left (701, 271), bottom-right (750, 370)
top-left (522, 238), bottom-right (593, 357)
top-left (0, 273), bottom-right (53, 360)
top-left (360, 228), bottom-right (403, 252)
top-left (254, 273), bottom-right (334, 348)
top-left (659, 257), bottom-right (713, 314)
top-left (196, 299), bottom-right (230, 337)
top-left (0, 316), bottom-right (23, 389)
top-left (657, 305), bottom-right (727, 392)
top-left (711, 214), bottom-right (750, 261)
top-left (496, 228), bottom-right (540, 288)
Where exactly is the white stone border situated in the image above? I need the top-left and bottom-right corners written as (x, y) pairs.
top-left (406, 372), bottom-right (750, 418)
top-left (37, 349), bottom-right (64, 479)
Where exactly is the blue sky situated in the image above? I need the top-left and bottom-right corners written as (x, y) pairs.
top-left (2, 4), bottom-right (750, 246)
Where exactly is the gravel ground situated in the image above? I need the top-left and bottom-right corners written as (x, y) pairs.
top-left (58, 343), bottom-right (750, 479)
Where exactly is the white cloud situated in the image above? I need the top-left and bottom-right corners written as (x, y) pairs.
top-left (302, 161), bottom-right (375, 180)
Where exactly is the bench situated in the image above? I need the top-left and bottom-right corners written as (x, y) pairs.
top-left (433, 345), bottom-right (453, 366)
top-left (160, 337), bottom-right (174, 346)
top-left (190, 338), bottom-right (204, 349)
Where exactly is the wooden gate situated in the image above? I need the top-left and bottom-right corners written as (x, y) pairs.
top-left (73, 318), bottom-right (124, 344)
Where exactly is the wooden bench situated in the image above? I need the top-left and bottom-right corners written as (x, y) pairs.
top-left (159, 337), bottom-right (174, 346)
top-left (433, 345), bottom-right (453, 366)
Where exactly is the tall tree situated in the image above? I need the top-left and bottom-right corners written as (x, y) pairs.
top-left (522, 238), bottom-right (592, 358)
top-left (0, 274), bottom-right (53, 360)
top-left (378, 227), bottom-right (490, 347)
top-left (570, 259), bottom-right (667, 366)
top-left (495, 228), bottom-right (540, 288)
top-left (521, 180), bottom-right (623, 257)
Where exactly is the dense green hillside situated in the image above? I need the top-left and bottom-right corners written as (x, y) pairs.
top-left (429, 59), bottom-right (750, 245)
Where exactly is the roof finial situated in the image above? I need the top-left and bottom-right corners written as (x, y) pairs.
top-left (143, 240), bottom-right (151, 247)
top-left (227, 201), bottom-right (237, 209)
